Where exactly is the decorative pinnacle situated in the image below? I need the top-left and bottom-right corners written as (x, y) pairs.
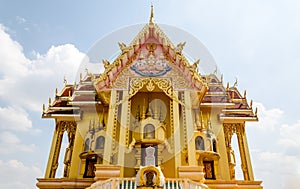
top-left (233, 77), bottom-right (238, 87)
top-left (149, 5), bottom-right (154, 24)
top-left (221, 74), bottom-right (223, 83)
top-left (244, 90), bottom-right (247, 98)
top-left (63, 76), bottom-right (67, 85)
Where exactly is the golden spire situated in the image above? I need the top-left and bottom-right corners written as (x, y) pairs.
top-left (149, 5), bottom-right (154, 24)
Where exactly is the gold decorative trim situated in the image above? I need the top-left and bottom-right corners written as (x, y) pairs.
top-left (138, 165), bottom-right (161, 186)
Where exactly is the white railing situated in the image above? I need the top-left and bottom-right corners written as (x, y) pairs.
top-left (87, 178), bottom-right (208, 189)
top-left (87, 178), bottom-right (136, 189)
top-left (164, 178), bottom-right (183, 189)
top-left (117, 178), bottom-right (136, 189)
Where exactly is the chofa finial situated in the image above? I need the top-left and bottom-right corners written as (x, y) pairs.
top-left (233, 77), bottom-right (238, 87)
top-left (149, 5), bottom-right (154, 24)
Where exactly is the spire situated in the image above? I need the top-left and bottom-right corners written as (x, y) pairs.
top-left (149, 5), bottom-right (154, 24)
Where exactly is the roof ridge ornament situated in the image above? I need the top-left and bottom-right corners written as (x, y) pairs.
top-left (149, 5), bottom-right (154, 24)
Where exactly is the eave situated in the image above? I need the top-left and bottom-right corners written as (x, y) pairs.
top-left (68, 101), bottom-right (101, 106)
top-left (42, 114), bottom-right (81, 119)
top-left (73, 90), bottom-right (96, 95)
top-left (200, 103), bottom-right (235, 108)
top-left (219, 116), bottom-right (258, 122)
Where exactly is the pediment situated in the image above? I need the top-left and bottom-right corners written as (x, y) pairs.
top-left (94, 23), bottom-right (207, 96)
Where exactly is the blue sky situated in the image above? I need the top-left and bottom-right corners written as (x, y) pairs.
top-left (0, 0), bottom-right (300, 188)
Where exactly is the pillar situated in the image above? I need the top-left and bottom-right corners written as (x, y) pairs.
top-left (172, 91), bottom-right (182, 175)
top-left (223, 123), bottom-right (235, 180)
top-left (184, 90), bottom-right (197, 166)
top-left (117, 90), bottom-right (130, 176)
top-left (45, 121), bottom-right (65, 178)
top-left (63, 121), bottom-right (76, 177)
top-left (236, 123), bottom-right (254, 181)
top-left (103, 90), bottom-right (118, 165)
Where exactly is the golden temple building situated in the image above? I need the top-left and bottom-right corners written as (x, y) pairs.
top-left (37, 7), bottom-right (263, 189)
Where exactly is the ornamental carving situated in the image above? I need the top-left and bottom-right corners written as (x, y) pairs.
top-left (130, 47), bottom-right (172, 77)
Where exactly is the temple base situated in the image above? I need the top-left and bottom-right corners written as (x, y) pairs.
top-left (178, 166), bottom-right (205, 182)
top-left (94, 165), bottom-right (121, 181)
top-left (36, 178), bottom-right (94, 189)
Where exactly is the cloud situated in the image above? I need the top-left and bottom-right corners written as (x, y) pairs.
top-left (279, 120), bottom-right (300, 149)
top-left (253, 150), bottom-right (300, 189)
top-left (16, 16), bottom-right (26, 24)
top-left (246, 102), bottom-right (300, 189)
top-left (0, 24), bottom-right (87, 112)
top-left (0, 23), bottom-right (88, 188)
top-left (0, 159), bottom-right (42, 189)
top-left (0, 131), bottom-right (36, 154)
top-left (0, 24), bottom-right (30, 78)
top-left (0, 106), bottom-right (32, 132)
top-left (249, 102), bottom-right (284, 130)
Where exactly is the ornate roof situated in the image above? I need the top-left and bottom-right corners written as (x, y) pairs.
top-left (93, 19), bottom-right (207, 94)
top-left (42, 10), bottom-right (258, 122)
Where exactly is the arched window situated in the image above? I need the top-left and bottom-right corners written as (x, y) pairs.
top-left (84, 138), bottom-right (90, 151)
top-left (195, 136), bottom-right (204, 150)
top-left (95, 136), bottom-right (105, 150)
top-left (212, 139), bottom-right (217, 152)
top-left (144, 124), bottom-right (155, 139)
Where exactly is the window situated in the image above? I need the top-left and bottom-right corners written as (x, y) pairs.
top-left (95, 136), bottom-right (105, 150)
top-left (212, 139), bottom-right (217, 152)
top-left (84, 139), bottom-right (90, 151)
top-left (195, 136), bottom-right (204, 150)
top-left (144, 124), bottom-right (155, 139)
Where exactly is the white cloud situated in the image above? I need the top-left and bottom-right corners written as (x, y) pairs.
top-left (279, 120), bottom-right (300, 149)
top-left (0, 23), bottom-right (88, 188)
top-left (0, 131), bottom-right (20, 144)
top-left (0, 24), bottom-right (88, 112)
top-left (0, 106), bottom-right (32, 132)
top-left (0, 131), bottom-right (36, 154)
top-left (0, 24), bottom-right (30, 78)
top-left (16, 16), bottom-right (26, 24)
top-left (246, 102), bottom-right (300, 189)
top-left (248, 102), bottom-right (284, 131)
top-left (253, 150), bottom-right (300, 189)
top-left (0, 159), bottom-right (42, 189)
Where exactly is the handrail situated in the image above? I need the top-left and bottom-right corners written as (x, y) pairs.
top-left (87, 177), bottom-right (207, 189)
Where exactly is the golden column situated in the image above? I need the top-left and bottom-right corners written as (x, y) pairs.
top-left (45, 122), bottom-right (64, 178)
top-left (103, 90), bottom-right (118, 165)
top-left (117, 90), bottom-right (130, 177)
top-left (223, 123), bottom-right (236, 180)
top-left (45, 121), bottom-right (76, 178)
top-left (172, 91), bottom-right (182, 175)
top-left (224, 123), bottom-right (254, 181)
top-left (62, 121), bottom-right (76, 177)
top-left (236, 123), bottom-right (254, 181)
top-left (184, 90), bottom-right (197, 166)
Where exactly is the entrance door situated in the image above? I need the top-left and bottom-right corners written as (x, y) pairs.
top-left (83, 156), bottom-right (97, 178)
top-left (203, 161), bottom-right (215, 179)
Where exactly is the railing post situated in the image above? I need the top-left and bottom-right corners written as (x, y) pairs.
top-left (111, 178), bottom-right (117, 189)
top-left (184, 178), bottom-right (189, 189)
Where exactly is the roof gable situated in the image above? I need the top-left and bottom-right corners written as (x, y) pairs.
top-left (94, 22), bottom-right (207, 94)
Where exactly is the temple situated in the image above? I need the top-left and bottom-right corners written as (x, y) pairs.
top-left (37, 7), bottom-right (263, 189)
